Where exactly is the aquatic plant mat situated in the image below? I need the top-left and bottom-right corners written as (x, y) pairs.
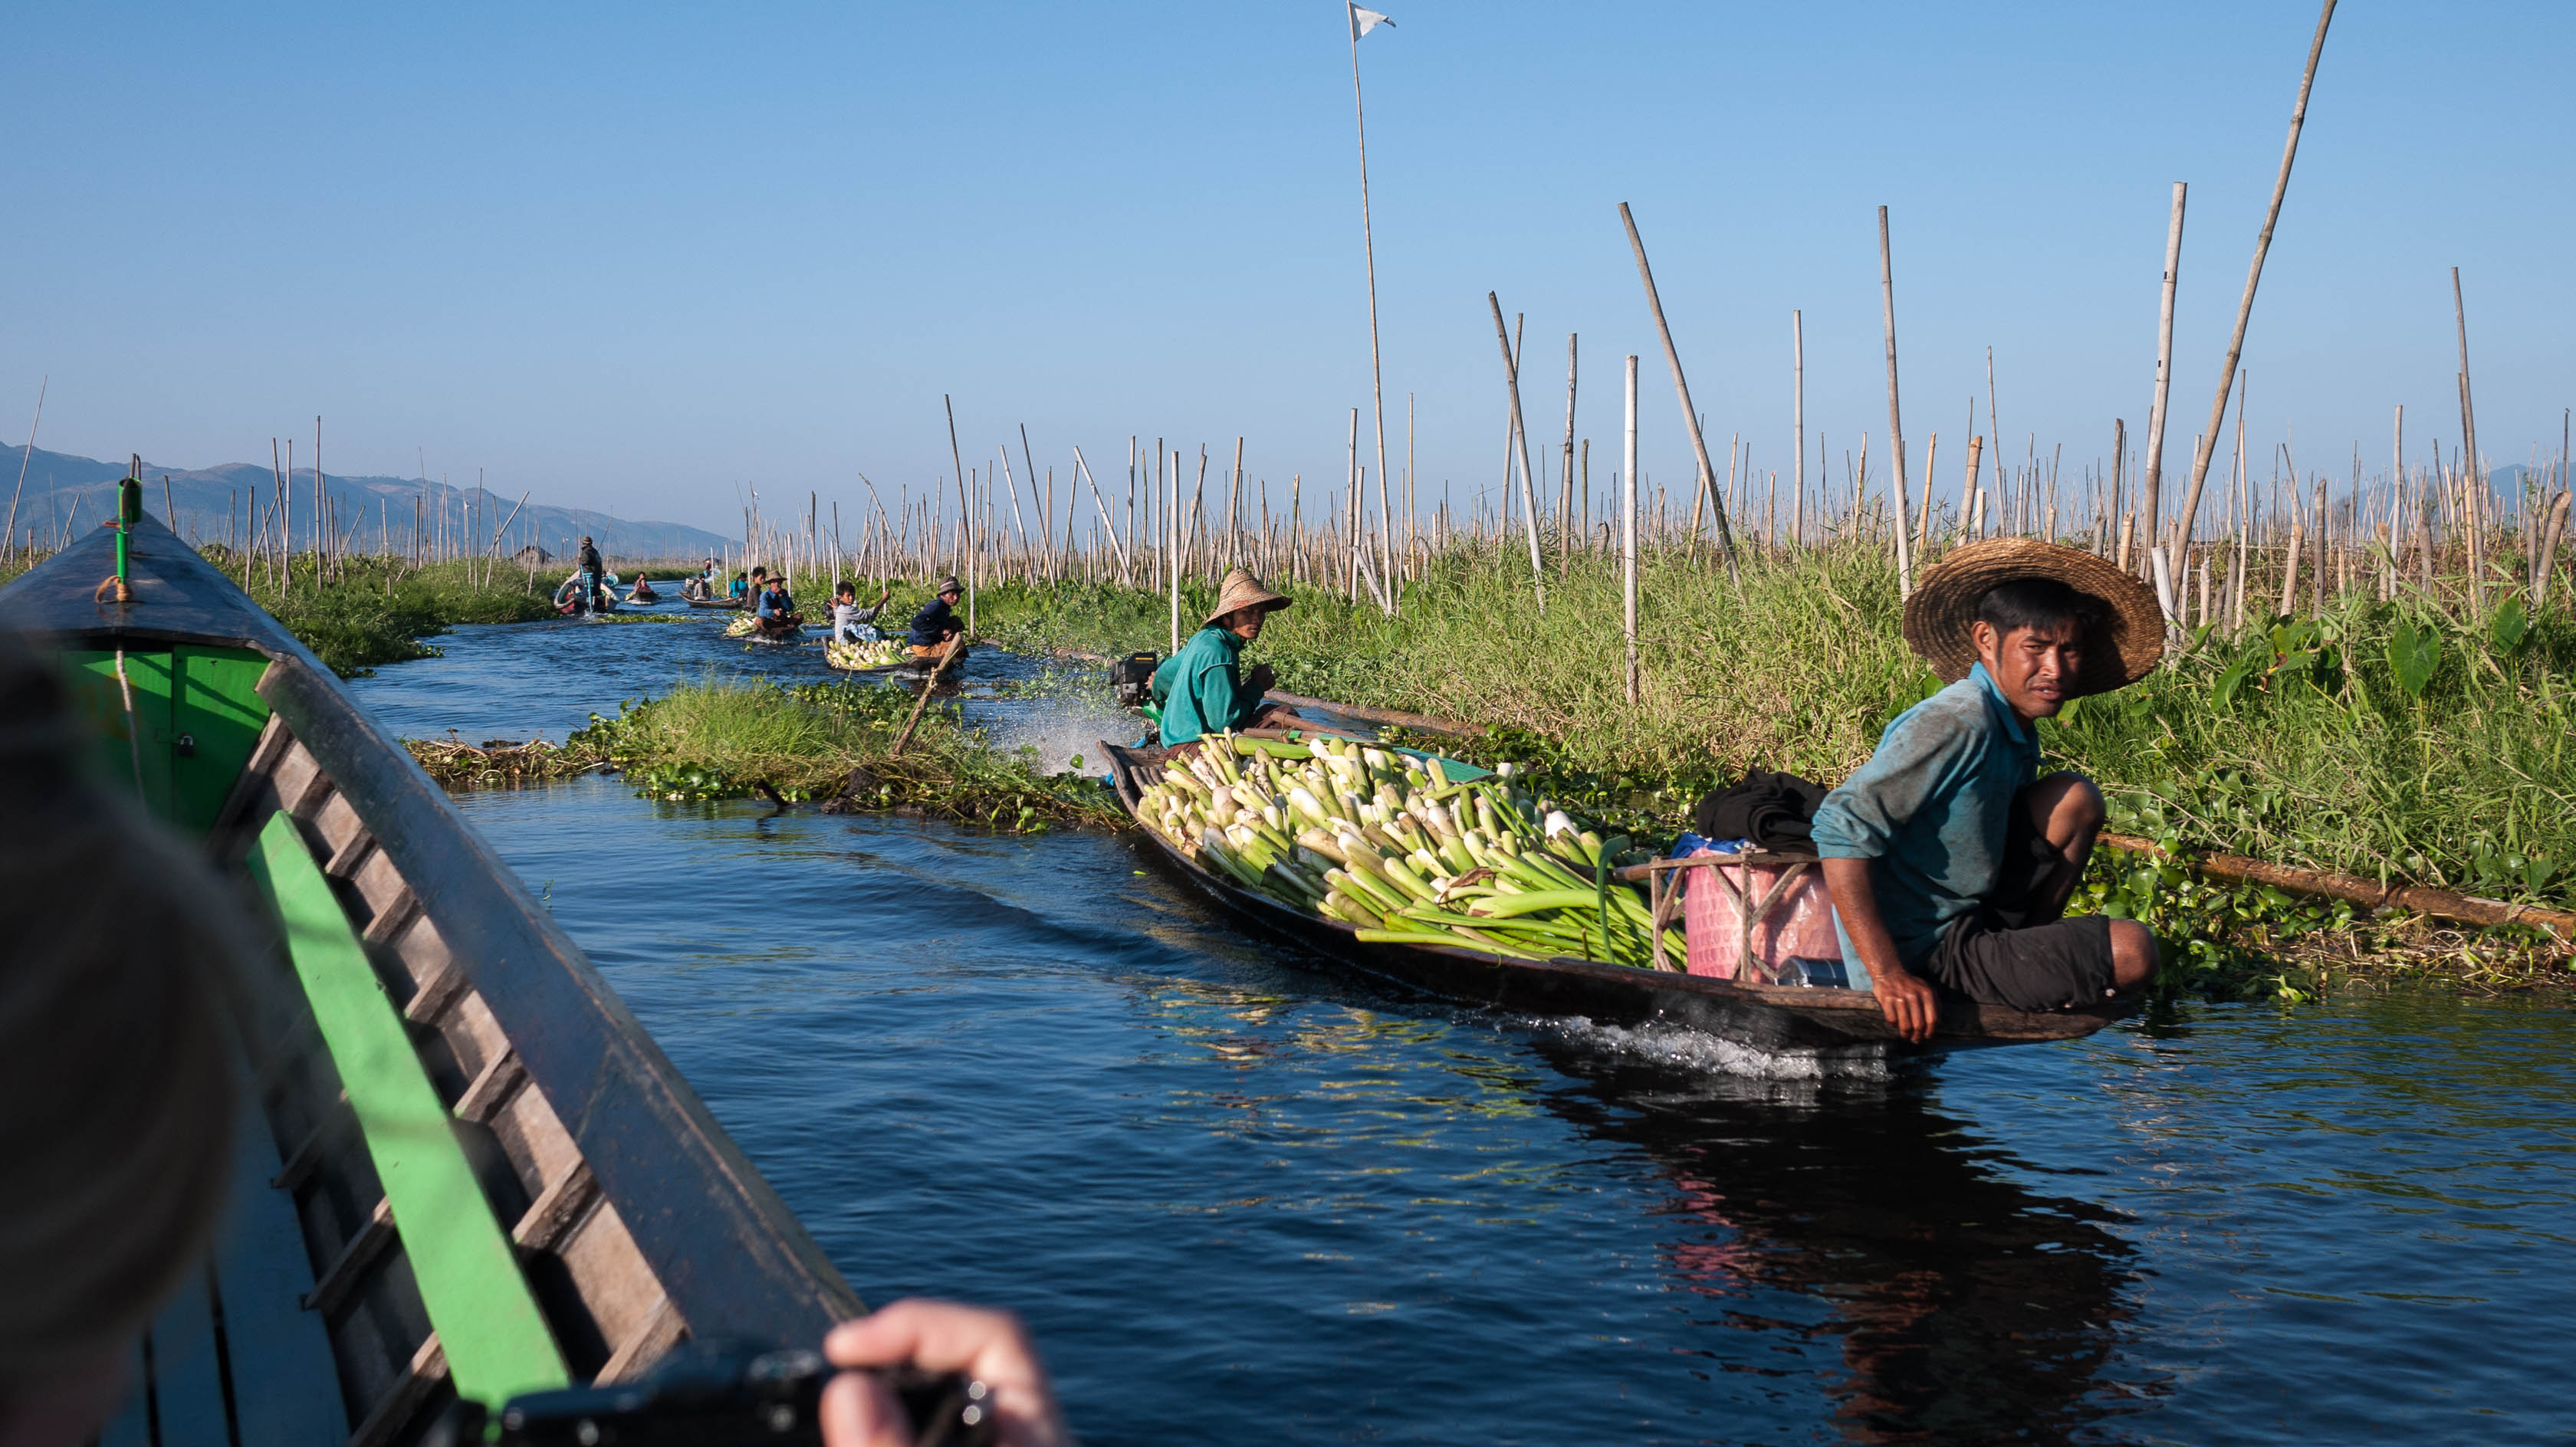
top-left (971, 547), bottom-right (2575, 999)
top-left (554, 676), bottom-right (1120, 832)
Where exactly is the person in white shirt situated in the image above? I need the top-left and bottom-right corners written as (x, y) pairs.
top-left (833, 581), bottom-right (895, 642)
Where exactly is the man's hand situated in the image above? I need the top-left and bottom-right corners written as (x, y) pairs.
top-left (1244, 662), bottom-right (1276, 696)
top-left (1820, 857), bottom-right (1941, 1045)
top-left (1872, 964), bottom-right (1940, 1044)
top-left (821, 1299), bottom-right (1070, 1447)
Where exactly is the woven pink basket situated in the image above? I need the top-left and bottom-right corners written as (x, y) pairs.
top-left (1681, 851), bottom-right (1841, 982)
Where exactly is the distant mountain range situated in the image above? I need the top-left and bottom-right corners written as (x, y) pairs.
top-left (1, 445), bottom-right (733, 560)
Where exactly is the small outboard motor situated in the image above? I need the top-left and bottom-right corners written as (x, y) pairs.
top-left (1110, 651), bottom-right (1159, 710)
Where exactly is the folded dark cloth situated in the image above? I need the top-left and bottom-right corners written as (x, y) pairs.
top-left (1691, 769), bottom-right (1829, 851)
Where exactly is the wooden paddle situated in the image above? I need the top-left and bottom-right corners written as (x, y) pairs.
top-left (889, 634), bottom-right (967, 758)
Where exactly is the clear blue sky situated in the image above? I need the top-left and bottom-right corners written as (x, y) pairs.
top-left (6, 2), bottom-right (2569, 536)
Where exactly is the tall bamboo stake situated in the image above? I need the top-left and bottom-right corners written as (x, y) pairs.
top-left (1624, 355), bottom-right (1640, 704)
top-left (1877, 205), bottom-right (1914, 595)
top-left (1792, 311), bottom-right (1804, 554)
top-left (2170, 0), bottom-right (2336, 558)
top-left (2142, 182), bottom-right (2187, 569)
top-left (1617, 202), bottom-right (1737, 580)
top-left (1486, 292), bottom-right (1548, 611)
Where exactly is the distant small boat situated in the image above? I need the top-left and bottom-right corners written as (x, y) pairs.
top-left (686, 596), bottom-right (744, 609)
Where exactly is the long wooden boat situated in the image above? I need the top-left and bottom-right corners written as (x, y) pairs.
top-left (684, 594), bottom-right (743, 609)
top-left (1, 517), bottom-right (861, 1443)
top-left (1100, 739), bottom-right (2126, 1055)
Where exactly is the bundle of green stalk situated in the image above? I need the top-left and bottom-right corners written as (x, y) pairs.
top-left (825, 637), bottom-right (907, 670)
top-left (1135, 731), bottom-right (1683, 967)
top-left (723, 614), bottom-right (761, 638)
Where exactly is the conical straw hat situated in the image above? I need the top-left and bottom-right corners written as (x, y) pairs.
top-left (1204, 567), bottom-right (1292, 628)
top-left (1901, 538), bottom-right (2163, 696)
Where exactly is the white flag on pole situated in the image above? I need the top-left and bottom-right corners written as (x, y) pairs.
top-left (1349, 5), bottom-right (1394, 41)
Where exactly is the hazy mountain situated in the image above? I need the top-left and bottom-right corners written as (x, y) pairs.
top-left (0, 445), bottom-right (734, 560)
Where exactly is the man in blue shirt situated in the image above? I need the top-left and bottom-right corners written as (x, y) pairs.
top-left (907, 576), bottom-right (966, 658)
top-left (1812, 541), bottom-right (2163, 1042)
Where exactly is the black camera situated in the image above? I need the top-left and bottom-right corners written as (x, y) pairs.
top-left (428, 1340), bottom-right (994, 1446)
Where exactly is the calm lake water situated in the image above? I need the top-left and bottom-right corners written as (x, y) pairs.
top-left (352, 610), bottom-right (2576, 1445)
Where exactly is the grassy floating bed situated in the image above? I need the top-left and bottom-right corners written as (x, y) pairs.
top-left (406, 735), bottom-right (603, 786)
top-left (973, 545), bottom-right (2576, 997)
top-left (566, 675), bottom-right (1120, 832)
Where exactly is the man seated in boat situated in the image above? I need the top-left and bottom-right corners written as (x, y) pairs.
top-left (1150, 567), bottom-right (1296, 751)
top-left (833, 580), bottom-right (895, 642)
top-left (906, 576), bottom-right (966, 658)
top-left (1809, 540), bottom-right (2163, 1043)
top-left (752, 574), bottom-right (803, 638)
top-left (730, 572), bottom-right (751, 601)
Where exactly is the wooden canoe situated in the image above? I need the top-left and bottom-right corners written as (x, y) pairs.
top-left (685, 595), bottom-right (744, 609)
top-left (1100, 740), bottom-right (2127, 1055)
top-left (0, 518), bottom-right (860, 1444)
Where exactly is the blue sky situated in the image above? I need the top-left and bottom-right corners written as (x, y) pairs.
top-left (5, 2), bottom-right (2569, 536)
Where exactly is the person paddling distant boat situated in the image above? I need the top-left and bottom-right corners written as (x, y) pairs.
top-left (752, 573), bottom-right (803, 638)
top-left (1812, 539), bottom-right (2164, 1043)
top-left (1152, 567), bottom-right (1296, 750)
top-left (907, 576), bottom-right (966, 658)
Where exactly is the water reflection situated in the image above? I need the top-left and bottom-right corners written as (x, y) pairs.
top-left (1530, 1039), bottom-right (2144, 1444)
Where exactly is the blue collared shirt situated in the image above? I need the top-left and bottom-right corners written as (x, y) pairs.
top-left (1809, 662), bottom-right (2042, 982)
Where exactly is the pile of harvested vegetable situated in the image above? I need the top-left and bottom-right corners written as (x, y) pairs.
top-left (723, 614), bottom-right (761, 638)
top-left (1134, 732), bottom-right (1677, 966)
top-left (825, 637), bottom-right (907, 670)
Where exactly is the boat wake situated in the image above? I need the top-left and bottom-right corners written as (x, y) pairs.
top-left (1527, 1014), bottom-right (1898, 1083)
top-left (979, 694), bottom-right (1147, 776)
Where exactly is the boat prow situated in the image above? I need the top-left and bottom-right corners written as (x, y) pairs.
top-left (0, 518), bottom-right (860, 1442)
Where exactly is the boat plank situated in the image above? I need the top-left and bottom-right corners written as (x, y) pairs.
top-left (211, 1102), bottom-right (347, 1445)
top-left (143, 1271), bottom-right (229, 1447)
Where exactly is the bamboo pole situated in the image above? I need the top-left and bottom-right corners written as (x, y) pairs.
top-left (1559, 334), bottom-right (1578, 576)
top-left (2453, 267), bottom-right (2485, 619)
top-left (1623, 355), bottom-right (1640, 704)
top-left (1877, 205), bottom-right (1915, 596)
top-left (2169, 0), bottom-right (2337, 558)
top-left (3, 376), bottom-right (46, 558)
top-left (1486, 292), bottom-right (1549, 611)
top-left (1792, 311), bottom-right (1804, 553)
top-left (2141, 182), bottom-right (2187, 563)
top-left (1616, 202), bottom-right (1737, 580)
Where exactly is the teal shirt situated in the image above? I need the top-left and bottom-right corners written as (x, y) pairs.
top-left (1152, 626), bottom-right (1265, 747)
top-left (1809, 662), bottom-right (2043, 983)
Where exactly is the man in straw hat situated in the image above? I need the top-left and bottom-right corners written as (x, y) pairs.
top-left (1809, 539), bottom-right (2164, 1042)
top-left (907, 576), bottom-right (967, 658)
top-left (1152, 567), bottom-right (1293, 750)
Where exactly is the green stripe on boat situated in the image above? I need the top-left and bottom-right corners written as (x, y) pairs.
top-left (245, 811), bottom-right (571, 1406)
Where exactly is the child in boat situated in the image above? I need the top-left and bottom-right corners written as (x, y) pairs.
top-left (1150, 567), bottom-right (1297, 750)
top-left (1810, 540), bottom-right (2163, 1042)
top-left (832, 581), bottom-right (894, 642)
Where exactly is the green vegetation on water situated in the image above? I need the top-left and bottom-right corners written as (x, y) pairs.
top-left (565, 676), bottom-right (1120, 832)
top-left (971, 544), bottom-right (2574, 996)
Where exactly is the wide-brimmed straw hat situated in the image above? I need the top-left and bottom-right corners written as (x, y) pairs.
top-left (1204, 567), bottom-right (1292, 628)
top-left (1901, 538), bottom-right (2162, 696)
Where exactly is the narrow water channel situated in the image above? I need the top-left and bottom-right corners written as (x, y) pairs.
top-left (352, 611), bottom-right (2576, 1445)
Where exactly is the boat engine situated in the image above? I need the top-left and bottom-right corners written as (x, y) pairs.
top-left (1110, 651), bottom-right (1159, 710)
